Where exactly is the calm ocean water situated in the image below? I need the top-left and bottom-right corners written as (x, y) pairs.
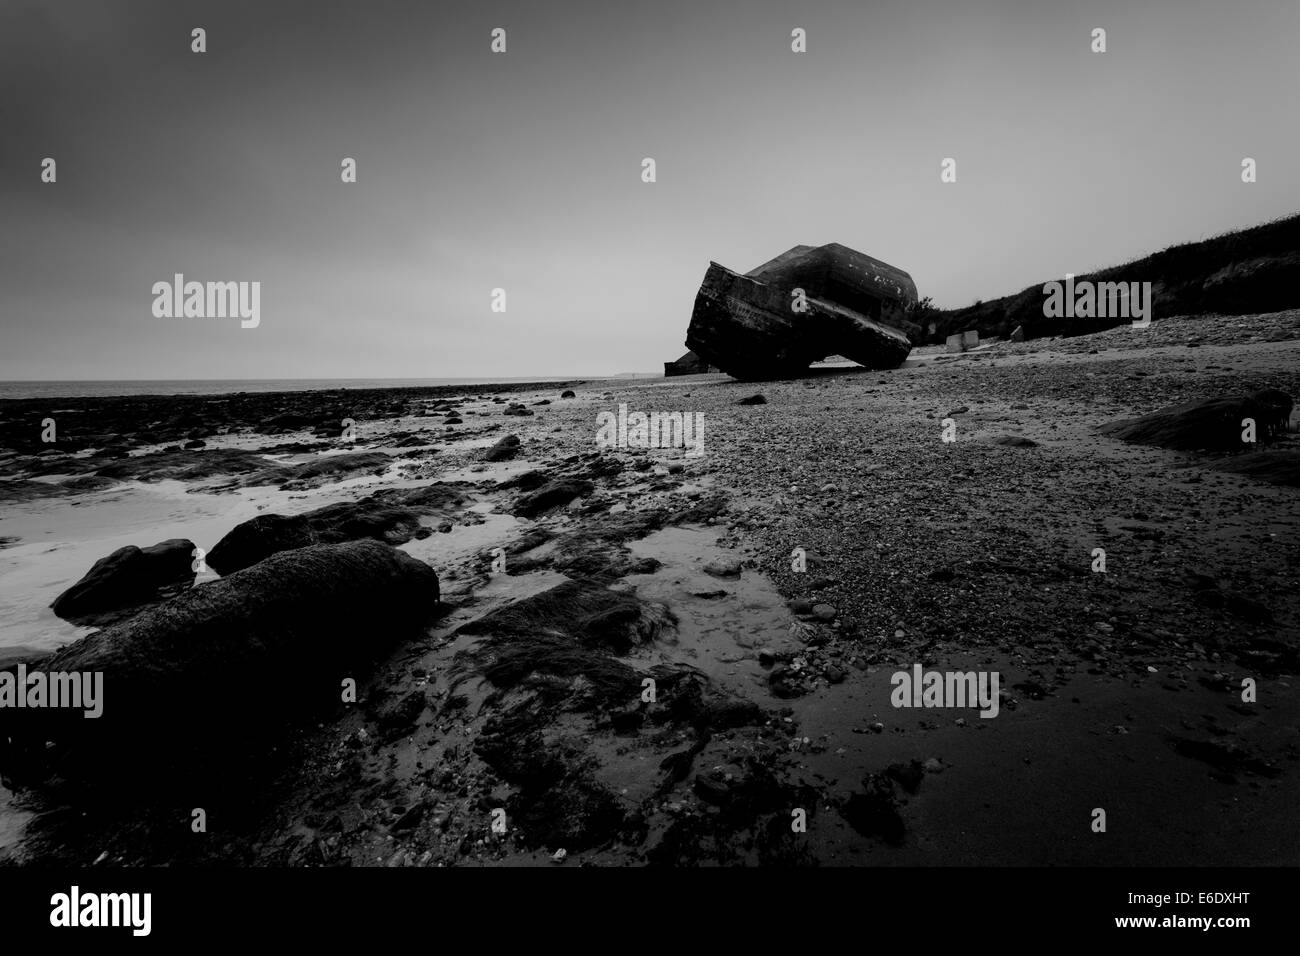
top-left (0, 377), bottom-right (589, 401)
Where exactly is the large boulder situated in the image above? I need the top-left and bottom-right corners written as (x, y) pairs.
top-left (50, 539), bottom-right (196, 623)
top-left (2, 540), bottom-right (441, 788)
top-left (685, 244), bottom-right (917, 380)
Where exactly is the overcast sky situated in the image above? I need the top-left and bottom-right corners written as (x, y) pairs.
top-left (3, 0), bottom-right (1298, 380)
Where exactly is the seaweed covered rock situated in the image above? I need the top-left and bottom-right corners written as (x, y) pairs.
top-left (2, 540), bottom-right (441, 789)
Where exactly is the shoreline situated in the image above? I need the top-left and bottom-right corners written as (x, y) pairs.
top-left (2, 310), bottom-right (1298, 866)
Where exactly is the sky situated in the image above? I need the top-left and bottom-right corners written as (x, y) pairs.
top-left (2, 0), bottom-right (1298, 380)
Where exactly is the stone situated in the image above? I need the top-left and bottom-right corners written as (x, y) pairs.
top-left (483, 435), bottom-right (521, 462)
top-left (207, 514), bottom-right (318, 575)
top-left (703, 557), bottom-right (743, 578)
top-left (1010, 325), bottom-right (1025, 342)
top-left (513, 478), bottom-right (594, 518)
top-left (50, 539), bottom-right (196, 623)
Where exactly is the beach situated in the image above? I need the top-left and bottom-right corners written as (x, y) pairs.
top-left (1, 310), bottom-right (1298, 866)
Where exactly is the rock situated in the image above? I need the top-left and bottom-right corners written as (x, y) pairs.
top-left (503, 403), bottom-right (534, 417)
top-left (3, 540), bottom-right (441, 788)
top-left (690, 588), bottom-right (729, 599)
top-left (513, 478), bottom-right (594, 518)
top-left (207, 514), bottom-right (318, 575)
top-left (1100, 394), bottom-right (1275, 452)
top-left (483, 435), bottom-right (521, 462)
top-left (183, 439), bottom-right (207, 450)
top-left (1010, 325), bottom-right (1025, 342)
top-left (51, 539), bottom-right (196, 623)
top-left (373, 689), bottom-right (429, 739)
top-left (993, 435), bottom-right (1039, 448)
top-left (94, 448), bottom-right (273, 484)
top-left (922, 758), bottom-right (944, 774)
top-left (738, 394), bottom-right (768, 405)
top-left (703, 557), bottom-right (743, 578)
top-left (685, 244), bottom-right (917, 380)
top-left (768, 664), bottom-right (806, 699)
top-left (551, 848), bottom-right (568, 864)
top-left (885, 760), bottom-right (925, 793)
top-left (789, 598), bottom-right (815, 615)
top-left (949, 406), bottom-right (970, 415)
top-left (392, 802), bottom-right (427, 831)
top-left (840, 774), bottom-right (905, 844)
top-left (274, 452), bottom-right (393, 491)
top-left (208, 486), bottom-right (468, 574)
top-left (560, 390), bottom-right (576, 399)
top-left (693, 771), bottom-right (735, 806)
top-left (823, 665), bottom-right (846, 684)
top-left (1223, 592), bottom-right (1273, 624)
top-left (812, 603), bottom-right (837, 621)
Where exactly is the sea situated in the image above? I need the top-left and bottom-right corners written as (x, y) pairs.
top-left (0, 377), bottom-right (602, 401)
